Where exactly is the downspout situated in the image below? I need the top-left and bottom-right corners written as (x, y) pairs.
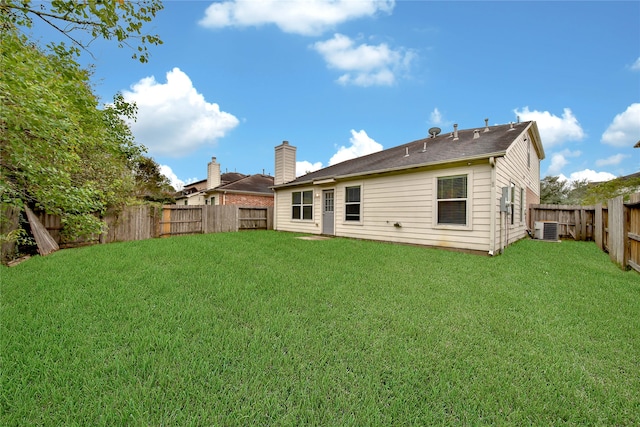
top-left (273, 190), bottom-right (278, 230)
top-left (489, 156), bottom-right (496, 255)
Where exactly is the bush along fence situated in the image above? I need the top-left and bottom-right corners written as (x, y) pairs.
top-left (530, 191), bottom-right (640, 272)
top-left (1, 205), bottom-right (273, 263)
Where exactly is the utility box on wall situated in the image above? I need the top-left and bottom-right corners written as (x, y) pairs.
top-left (500, 187), bottom-right (511, 212)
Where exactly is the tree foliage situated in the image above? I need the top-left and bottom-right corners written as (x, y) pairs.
top-left (540, 176), bottom-right (570, 204)
top-left (582, 175), bottom-right (640, 205)
top-left (1, 28), bottom-right (144, 237)
top-left (1, 1), bottom-right (167, 247)
top-left (1, 0), bottom-right (163, 63)
top-left (132, 157), bottom-right (175, 204)
top-left (540, 175), bottom-right (640, 205)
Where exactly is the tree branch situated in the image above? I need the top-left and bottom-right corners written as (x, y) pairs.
top-left (32, 11), bottom-right (97, 60)
top-left (11, 5), bottom-right (103, 28)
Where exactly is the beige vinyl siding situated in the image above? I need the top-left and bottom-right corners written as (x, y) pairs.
top-left (493, 124), bottom-right (542, 248)
top-left (331, 164), bottom-right (493, 252)
top-left (184, 194), bottom-right (206, 205)
top-left (274, 187), bottom-right (319, 234)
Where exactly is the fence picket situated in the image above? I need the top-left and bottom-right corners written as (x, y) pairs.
top-left (531, 191), bottom-right (639, 272)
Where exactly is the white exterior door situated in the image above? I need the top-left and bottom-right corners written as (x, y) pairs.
top-left (322, 190), bottom-right (335, 235)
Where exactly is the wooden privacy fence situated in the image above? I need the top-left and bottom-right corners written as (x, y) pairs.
top-left (1, 204), bottom-right (273, 262)
top-left (595, 193), bottom-right (640, 273)
top-left (101, 205), bottom-right (162, 243)
top-left (530, 191), bottom-right (640, 272)
top-left (529, 204), bottom-right (595, 240)
top-left (159, 205), bottom-right (273, 237)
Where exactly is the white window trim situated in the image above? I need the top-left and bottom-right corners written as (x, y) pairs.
top-left (291, 189), bottom-right (314, 221)
top-left (342, 183), bottom-right (364, 226)
top-left (520, 187), bottom-right (525, 224)
top-left (433, 171), bottom-right (473, 230)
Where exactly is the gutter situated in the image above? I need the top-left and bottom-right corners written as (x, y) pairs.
top-left (489, 156), bottom-right (496, 256)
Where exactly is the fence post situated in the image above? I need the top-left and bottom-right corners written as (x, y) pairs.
top-left (608, 196), bottom-right (628, 270)
top-left (201, 206), bottom-right (208, 234)
top-left (627, 193), bottom-right (640, 273)
top-left (594, 203), bottom-right (603, 250)
top-left (574, 208), bottom-right (582, 240)
top-left (161, 206), bottom-right (171, 237)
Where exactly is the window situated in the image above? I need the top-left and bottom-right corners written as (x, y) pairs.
top-left (520, 187), bottom-right (524, 223)
top-left (437, 175), bottom-right (467, 225)
top-left (345, 186), bottom-right (361, 221)
top-left (510, 184), bottom-right (515, 225)
top-left (292, 190), bottom-right (313, 220)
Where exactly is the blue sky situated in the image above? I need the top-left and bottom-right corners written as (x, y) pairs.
top-left (28, 1), bottom-right (640, 189)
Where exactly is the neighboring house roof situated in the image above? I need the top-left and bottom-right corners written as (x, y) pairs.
top-left (181, 179), bottom-right (207, 195)
top-left (179, 172), bottom-right (249, 197)
top-left (215, 174), bottom-right (274, 195)
top-left (620, 171), bottom-right (640, 180)
top-left (634, 140), bottom-right (639, 148)
top-left (274, 121), bottom-right (543, 188)
top-left (221, 172), bottom-right (247, 184)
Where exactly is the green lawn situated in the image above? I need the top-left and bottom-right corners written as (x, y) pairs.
top-left (1, 231), bottom-right (638, 425)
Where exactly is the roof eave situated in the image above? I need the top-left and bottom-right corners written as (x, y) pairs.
top-left (272, 151), bottom-right (506, 190)
top-left (207, 188), bottom-right (273, 196)
top-left (527, 121), bottom-right (545, 160)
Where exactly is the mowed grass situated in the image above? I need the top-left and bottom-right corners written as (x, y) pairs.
top-left (1, 231), bottom-right (639, 425)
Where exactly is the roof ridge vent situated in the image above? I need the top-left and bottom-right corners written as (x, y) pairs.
top-left (453, 123), bottom-right (459, 141)
top-left (484, 118), bottom-right (490, 132)
top-left (473, 129), bottom-right (480, 139)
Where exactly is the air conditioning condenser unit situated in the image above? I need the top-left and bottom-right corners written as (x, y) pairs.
top-left (534, 221), bottom-right (559, 241)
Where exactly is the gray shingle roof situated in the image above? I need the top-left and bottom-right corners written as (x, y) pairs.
top-left (217, 174), bottom-right (274, 194)
top-left (277, 121), bottom-right (535, 187)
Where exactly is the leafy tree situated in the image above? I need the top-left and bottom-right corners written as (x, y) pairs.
top-left (583, 174), bottom-right (640, 205)
top-left (1, 1), bottom-right (165, 247)
top-left (540, 176), bottom-right (570, 204)
top-left (1, 0), bottom-right (163, 63)
top-left (1, 28), bottom-right (142, 238)
top-left (565, 179), bottom-right (589, 205)
top-left (133, 157), bottom-right (176, 204)
top-left (540, 175), bottom-right (640, 206)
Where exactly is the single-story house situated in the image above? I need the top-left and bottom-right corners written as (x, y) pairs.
top-left (271, 120), bottom-right (545, 254)
top-left (175, 157), bottom-right (274, 207)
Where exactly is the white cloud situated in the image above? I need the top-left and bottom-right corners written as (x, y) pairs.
top-left (630, 57), bottom-right (640, 71)
top-left (159, 165), bottom-right (186, 191)
top-left (199, 0), bottom-right (395, 36)
top-left (122, 68), bottom-right (239, 157)
top-left (430, 108), bottom-right (443, 125)
top-left (546, 149), bottom-right (581, 176)
top-left (547, 154), bottom-right (568, 176)
top-left (295, 129), bottom-right (383, 176)
top-left (329, 129), bottom-right (383, 165)
top-left (312, 33), bottom-right (414, 86)
top-left (595, 153), bottom-right (630, 167)
top-left (560, 169), bottom-right (616, 183)
top-left (296, 160), bottom-right (323, 177)
top-left (514, 107), bottom-right (585, 147)
top-left (601, 103), bottom-right (640, 147)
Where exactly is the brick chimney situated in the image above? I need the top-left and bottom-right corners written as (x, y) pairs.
top-left (207, 157), bottom-right (221, 189)
top-left (274, 141), bottom-right (296, 185)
